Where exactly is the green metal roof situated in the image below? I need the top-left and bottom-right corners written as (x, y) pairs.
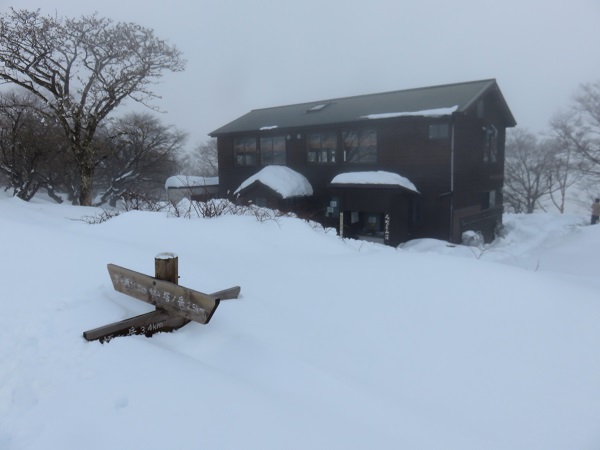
top-left (209, 79), bottom-right (516, 136)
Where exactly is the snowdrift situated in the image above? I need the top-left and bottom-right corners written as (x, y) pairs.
top-left (1, 194), bottom-right (600, 450)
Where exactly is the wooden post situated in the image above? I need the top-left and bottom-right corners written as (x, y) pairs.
top-left (155, 252), bottom-right (178, 284)
top-left (153, 252), bottom-right (190, 333)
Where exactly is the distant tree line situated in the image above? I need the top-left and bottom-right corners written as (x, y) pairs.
top-left (0, 8), bottom-right (220, 207)
top-left (504, 80), bottom-right (600, 214)
top-left (0, 88), bottom-right (191, 206)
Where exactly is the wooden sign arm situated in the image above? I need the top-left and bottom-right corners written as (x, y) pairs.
top-left (83, 310), bottom-right (172, 342)
top-left (209, 286), bottom-right (241, 301)
top-left (107, 264), bottom-right (218, 324)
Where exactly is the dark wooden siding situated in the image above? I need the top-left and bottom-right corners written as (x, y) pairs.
top-left (216, 90), bottom-right (510, 245)
top-left (449, 89), bottom-right (507, 241)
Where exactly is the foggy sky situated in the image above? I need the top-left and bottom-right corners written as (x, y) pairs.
top-left (2, 0), bottom-right (599, 152)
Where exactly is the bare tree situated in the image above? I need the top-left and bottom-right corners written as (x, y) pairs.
top-left (504, 128), bottom-right (554, 213)
top-left (544, 121), bottom-right (586, 213)
top-left (0, 90), bottom-right (67, 200)
top-left (94, 112), bottom-right (186, 206)
top-left (550, 82), bottom-right (600, 176)
top-left (179, 138), bottom-right (218, 177)
top-left (0, 9), bottom-right (185, 205)
top-left (44, 151), bottom-right (80, 204)
top-left (545, 81), bottom-right (600, 211)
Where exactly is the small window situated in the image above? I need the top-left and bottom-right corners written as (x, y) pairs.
top-left (429, 123), bottom-right (449, 139)
top-left (307, 132), bottom-right (337, 163)
top-left (477, 100), bottom-right (485, 118)
top-left (365, 214), bottom-right (380, 233)
top-left (254, 197), bottom-right (267, 207)
top-left (482, 190), bottom-right (498, 210)
top-left (260, 136), bottom-right (286, 165)
top-left (342, 129), bottom-right (377, 163)
top-left (483, 125), bottom-right (498, 163)
top-left (307, 103), bottom-right (331, 113)
top-left (361, 213), bottom-right (384, 237)
top-left (325, 197), bottom-right (340, 217)
top-left (234, 137), bottom-right (257, 166)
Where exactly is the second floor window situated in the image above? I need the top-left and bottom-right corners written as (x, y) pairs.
top-left (429, 123), bottom-right (449, 139)
top-left (483, 125), bottom-right (498, 164)
top-left (307, 132), bottom-right (337, 163)
top-left (234, 137), bottom-right (257, 166)
top-left (260, 136), bottom-right (286, 165)
top-left (342, 129), bottom-right (377, 163)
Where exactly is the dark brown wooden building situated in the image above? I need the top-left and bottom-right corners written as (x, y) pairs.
top-left (210, 79), bottom-right (516, 246)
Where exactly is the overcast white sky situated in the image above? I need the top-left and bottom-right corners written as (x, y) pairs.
top-left (2, 0), bottom-right (600, 151)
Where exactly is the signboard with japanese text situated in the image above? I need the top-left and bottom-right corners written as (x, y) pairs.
top-left (82, 258), bottom-right (240, 343)
top-left (107, 264), bottom-right (219, 324)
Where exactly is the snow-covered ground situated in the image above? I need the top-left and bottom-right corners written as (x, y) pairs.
top-left (1, 192), bottom-right (600, 450)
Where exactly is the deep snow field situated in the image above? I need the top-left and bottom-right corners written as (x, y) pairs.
top-left (1, 192), bottom-right (600, 450)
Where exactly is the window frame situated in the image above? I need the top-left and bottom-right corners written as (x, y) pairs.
top-left (307, 131), bottom-right (337, 164)
top-left (482, 189), bottom-right (499, 210)
top-left (342, 129), bottom-right (377, 164)
top-left (233, 137), bottom-right (258, 166)
top-left (428, 123), bottom-right (450, 140)
top-left (260, 136), bottom-right (286, 166)
top-left (483, 125), bottom-right (498, 164)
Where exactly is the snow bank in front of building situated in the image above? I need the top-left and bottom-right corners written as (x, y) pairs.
top-left (234, 165), bottom-right (313, 198)
top-left (331, 171), bottom-right (419, 193)
top-left (2, 192), bottom-right (600, 450)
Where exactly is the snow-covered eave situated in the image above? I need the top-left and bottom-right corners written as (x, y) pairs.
top-left (235, 180), bottom-right (313, 199)
top-left (331, 171), bottom-right (419, 194)
top-left (234, 166), bottom-right (313, 199)
top-left (360, 105), bottom-right (459, 120)
top-left (165, 175), bottom-right (219, 190)
top-left (331, 182), bottom-right (421, 195)
top-left (235, 179), bottom-right (283, 198)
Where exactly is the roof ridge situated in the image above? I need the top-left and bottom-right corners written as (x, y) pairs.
top-left (249, 79), bottom-right (497, 113)
top-left (209, 78), bottom-right (515, 136)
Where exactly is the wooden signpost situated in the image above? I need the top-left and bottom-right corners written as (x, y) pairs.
top-left (83, 253), bottom-right (240, 343)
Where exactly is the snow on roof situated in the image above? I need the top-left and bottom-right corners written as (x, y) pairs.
top-left (165, 175), bottom-right (219, 189)
top-left (260, 125), bottom-right (278, 130)
top-left (361, 105), bottom-right (458, 120)
top-left (331, 171), bottom-right (419, 193)
top-left (234, 166), bottom-right (313, 198)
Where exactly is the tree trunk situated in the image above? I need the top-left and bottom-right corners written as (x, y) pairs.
top-left (15, 180), bottom-right (40, 201)
top-left (45, 187), bottom-right (64, 204)
top-left (77, 156), bottom-right (96, 206)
